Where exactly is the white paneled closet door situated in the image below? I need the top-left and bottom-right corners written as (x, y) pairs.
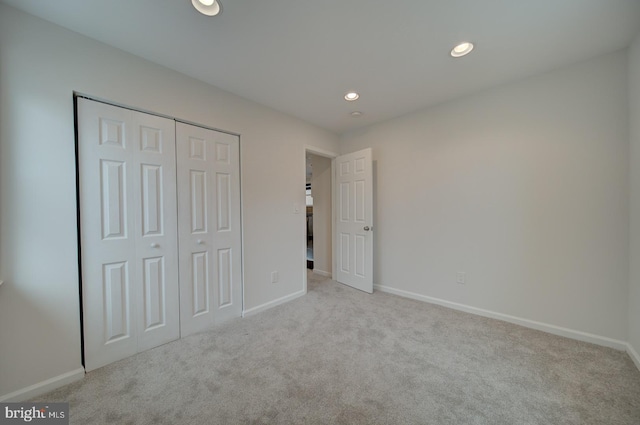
top-left (78, 98), bottom-right (180, 371)
top-left (176, 122), bottom-right (242, 337)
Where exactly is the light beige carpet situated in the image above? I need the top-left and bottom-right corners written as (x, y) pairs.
top-left (37, 272), bottom-right (640, 424)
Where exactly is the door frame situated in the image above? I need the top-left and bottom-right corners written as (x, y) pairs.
top-left (302, 146), bottom-right (338, 294)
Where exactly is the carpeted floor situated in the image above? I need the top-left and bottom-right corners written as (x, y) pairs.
top-left (37, 272), bottom-right (640, 424)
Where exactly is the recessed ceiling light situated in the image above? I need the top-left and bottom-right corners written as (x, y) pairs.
top-left (344, 92), bottom-right (360, 101)
top-left (192, 0), bottom-right (221, 16)
top-left (350, 111), bottom-right (363, 117)
top-left (450, 42), bottom-right (474, 58)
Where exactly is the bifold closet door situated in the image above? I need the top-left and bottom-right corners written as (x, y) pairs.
top-left (176, 122), bottom-right (242, 337)
top-left (78, 98), bottom-right (180, 371)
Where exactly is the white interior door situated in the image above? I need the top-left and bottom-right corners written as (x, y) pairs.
top-left (133, 112), bottom-right (180, 353)
top-left (176, 122), bottom-right (242, 337)
top-left (78, 98), bottom-right (179, 371)
top-left (334, 148), bottom-right (373, 293)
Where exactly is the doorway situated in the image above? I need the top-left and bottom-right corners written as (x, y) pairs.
top-left (303, 147), bottom-right (337, 292)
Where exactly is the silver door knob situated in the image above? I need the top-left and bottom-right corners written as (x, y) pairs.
top-left (363, 226), bottom-right (370, 231)
top-left (150, 243), bottom-right (159, 248)
top-left (197, 239), bottom-right (205, 245)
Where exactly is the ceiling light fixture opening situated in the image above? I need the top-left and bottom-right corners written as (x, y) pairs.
top-left (344, 92), bottom-right (360, 101)
top-left (450, 42), bottom-right (474, 58)
top-left (192, 0), bottom-right (221, 16)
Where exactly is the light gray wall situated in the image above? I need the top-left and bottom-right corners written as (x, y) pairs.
top-left (629, 32), bottom-right (640, 362)
top-left (0, 4), bottom-right (339, 400)
top-left (341, 51), bottom-right (630, 342)
top-left (310, 154), bottom-right (332, 275)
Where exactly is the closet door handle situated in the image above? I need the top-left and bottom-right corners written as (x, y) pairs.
top-left (197, 239), bottom-right (205, 245)
top-left (150, 243), bottom-right (160, 248)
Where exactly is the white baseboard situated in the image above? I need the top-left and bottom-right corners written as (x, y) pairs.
top-left (243, 289), bottom-right (306, 317)
top-left (312, 269), bottom-right (332, 278)
top-left (627, 343), bottom-right (640, 371)
top-left (374, 284), bottom-right (628, 351)
top-left (0, 367), bottom-right (85, 402)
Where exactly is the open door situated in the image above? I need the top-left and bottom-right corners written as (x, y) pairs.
top-left (334, 148), bottom-right (373, 293)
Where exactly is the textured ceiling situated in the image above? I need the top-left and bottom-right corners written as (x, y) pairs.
top-left (3, 0), bottom-right (640, 134)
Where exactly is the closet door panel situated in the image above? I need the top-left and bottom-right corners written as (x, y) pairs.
top-left (177, 123), bottom-right (242, 337)
top-left (210, 133), bottom-right (243, 324)
top-left (133, 113), bottom-right (180, 352)
top-left (79, 99), bottom-right (179, 371)
top-left (78, 99), bottom-right (138, 371)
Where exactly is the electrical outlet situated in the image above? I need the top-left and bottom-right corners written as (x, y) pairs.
top-left (456, 272), bottom-right (466, 285)
top-left (271, 271), bottom-right (279, 284)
